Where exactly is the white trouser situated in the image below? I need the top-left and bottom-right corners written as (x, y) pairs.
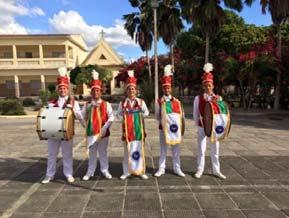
top-left (196, 127), bottom-right (220, 174)
top-left (122, 142), bottom-right (129, 175)
top-left (86, 137), bottom-right (109, 176)
top-left (46, 138), bottom-right (73, 178)
top-left (158, 131), bottom-right (181, 172)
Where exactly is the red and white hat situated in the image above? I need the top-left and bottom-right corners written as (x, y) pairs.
top-left (161, 64), bottom-right (173, 87)
top-left (57, 67), bottom-right (70, 88)
top-left (202, 63), bottom-right (214, 85)
top-left (126, 70), bottom-right (137, 88)
top-left (90, 70), bottom-right (102, 90)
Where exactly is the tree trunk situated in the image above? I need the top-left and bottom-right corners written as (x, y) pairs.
top-left (239, 80), bottom-right (246, 109)
top-left (146, 50), bottom-right (152, 82)
top-left (170, 44), bottom-right (175, 72)
top-left (205, 33), bottom-right (210, 64)
top-left (273, 24), bottom-right (282, 110)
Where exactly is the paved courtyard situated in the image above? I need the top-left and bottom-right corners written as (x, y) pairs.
top-left (0, 110), bottom-right (289, 218)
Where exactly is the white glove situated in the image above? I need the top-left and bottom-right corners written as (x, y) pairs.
top-left (66, 104), bottom-right (73, 109)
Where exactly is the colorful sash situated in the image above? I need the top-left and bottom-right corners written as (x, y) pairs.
top-left (86, 102), bottom-right (103, 147)
top-left (160, 98), bottom-right (183, 145)
top-left (123, 99), bottom-right (145, 175)
top-left (210, 100), bottom-right (230, 142)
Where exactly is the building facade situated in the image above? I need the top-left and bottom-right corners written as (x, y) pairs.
top-left (0, 34), bottom-right (88, 97)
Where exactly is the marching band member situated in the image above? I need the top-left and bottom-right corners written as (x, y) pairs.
top-left (82, 70), bottom-right (114, 180)
top-left (42, 67), bottom-right (84, 184)
top-left (154, 65), bottom-right (186, 177)
top-left (116, 70), bottom-right (149, 180)
top-left (193, 63), bottom-right (226, 179)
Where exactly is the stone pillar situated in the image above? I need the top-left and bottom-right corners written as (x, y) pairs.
top-left (39, 44), bottom-right (44, 65)
top-left (40, 74), bottom-right (45, 91)
top-left (12, 45), bottom-right (17, 65)
top-left (14, 75), bottom-right (20, 98)
top-left (65, 43), bottom-right (69, 67)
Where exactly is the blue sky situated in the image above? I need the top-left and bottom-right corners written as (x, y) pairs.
top-left (0, 0), bottom-right (272, 62)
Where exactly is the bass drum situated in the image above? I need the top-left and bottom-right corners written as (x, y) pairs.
top-left (203, 100), bottom-right (231, 142)
top-left (36, 107), bottom-right (74, 140)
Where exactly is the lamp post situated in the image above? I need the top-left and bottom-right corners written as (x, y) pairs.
top-left (151, 0), bottom-right (159, 113)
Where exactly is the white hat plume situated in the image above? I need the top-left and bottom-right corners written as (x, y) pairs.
top-left (128, 70), bottom-right (134, 77)
top-left (58, 67), bottom-right (67, 76)
top-left (203, 63), bottom-right (213, 73)
top-left (92, 70), bottom-right (99, 80)
top-left (164, 64), bottom-right (173, 76)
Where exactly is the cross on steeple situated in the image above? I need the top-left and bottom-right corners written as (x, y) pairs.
top-left (100, 29), bottom-right (105, 39)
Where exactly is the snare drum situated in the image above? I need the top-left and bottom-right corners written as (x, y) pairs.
top-left (203, 99), bottom-right (231, 142)
top-left (36, 107), bottom-right (75, 140)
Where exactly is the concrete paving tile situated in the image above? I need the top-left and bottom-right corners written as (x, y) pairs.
top-left (10, 212), bottom-right (41, 218)
top-left (45, 194), bottom-right (89, 212)
top-left (195, 193), bottom-right (237, 209)
top-left (263, 192), bottom-right (289, 209)
top-left (190, 186), bottom-right (224, 193)
top-left (82, 212), bottom-right (122, 218)
top-left (160, 193), bottom-right (199, 210)
top-left (85, 193), bottom-right (123, 211)
top-left (164, 210), bottom-right (203, 218)
top-left (124, 193), bottom-right (160, 210)
top-left (94, 178), bottom-right (125, 187)
top-left (127, 177), bottom-right (156, 186)
top-left (202, 210), bottom-right (246, 218)
top-left (0, 193), bottom-right (20, 211)
top-left (229, 193), bottom-right (277, 209)
top-left (122, 211), bottom-right (162, 218)
top-left (41, 212), bottom-right (82, 218)
top-left (242, 210), bottom-right (288, 218)
top-left (15, 196), bottom-right (55, 213)
top-left (157, 178), bottom-right (187, 186)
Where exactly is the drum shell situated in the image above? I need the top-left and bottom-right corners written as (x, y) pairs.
top-left (36, 107), bottom-right (74, 140)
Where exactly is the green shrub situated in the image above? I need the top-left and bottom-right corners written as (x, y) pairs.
top-left (47, 84), bottom-right (56, 92)
top-left (1, 99), bottom-right (25, 115)
top-left (39, 90), bottom-right (50, 106)
top-left (48, 91), bottom-right (58, 101)
top-left (0, 99), bottom-right (4, 112)
top-left (22, 98), bottom-right (36, 107)
top-left (139, 81), bottom-right (154, 111)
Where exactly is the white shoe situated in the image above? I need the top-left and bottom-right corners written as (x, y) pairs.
top-left (174, 169), bottom-right (185, 177)
top-left (194, 171), bottom-right (203, 179)
top-left (103, 172), bottom-right (112, 180)
top-left (140, 174), bottom-right (148, 180)
top-left (41, 176), bottom-right (54, 184)
top-left (120, 174), bottom-right (130, 180)
top-left (154, 170), bottom-right (165, 177)
top-left (82, 174), bottom-right (91, 181)
top-left (213, 172), bottom-right (226, 180)
top-left (67, 176), bottom-right (75, 183)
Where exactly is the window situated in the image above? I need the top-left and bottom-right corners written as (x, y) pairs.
top-left (17, 52), bottom-right (33, 58)
top-left (52, 51), bottom-right (65, 58)
top-left (30, 80), bottom-right (41, 89)
top-left (6, 80), bottom-right (14, 89)
top-left (99, 54), bottom-right (107, 60)
top-left (0, 52), bottom-right (13, 59)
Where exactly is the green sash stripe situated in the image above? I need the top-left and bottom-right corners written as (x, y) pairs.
top-left (133, 112), bottom-right (142, 140)
top-left (217, 100), bottom-right (228, 114)
top-left (165, 101), bottom-right (172, 114)
top-left (86, 106), bottom-right (93, 135)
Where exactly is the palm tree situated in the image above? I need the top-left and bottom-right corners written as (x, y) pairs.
top-left (123, 0), bottom-right (153, 81)
top-left (179, 0), bottom-right (253, 64)
top-left (158, 0), bottom-right (184, 72)
top-left (260, 0), bottom-right (289, 109)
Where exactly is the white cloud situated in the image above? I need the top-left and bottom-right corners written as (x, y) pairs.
top-left (0, 0), bottom-right (45, 34)
top-left (49, 10), bottom-right (137, 49)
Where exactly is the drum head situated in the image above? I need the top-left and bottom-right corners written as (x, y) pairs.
top-left (63, 108), bottom-right (75, 140)
top-left (36, 108), bottom-right (44, 140)
top-left (203, 102), bottom-right (213, 137)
